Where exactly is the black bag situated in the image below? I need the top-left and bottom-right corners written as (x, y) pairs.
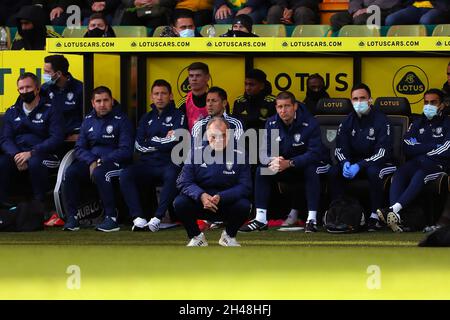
top-left (419, 225), bottom-right (450, 247)
top-left (14, 200), bottom-right (45, 232)
top-left (324, 196), bottom-right (365, 233)
top-left (400, 205), bottom-right (427, 232)
top-left (0, 206), bottom-right (17, 232)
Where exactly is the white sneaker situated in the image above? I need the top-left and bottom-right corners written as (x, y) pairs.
top-left (131, 217), bottom-right (148, 231)
top-left (186, 232), bottom-right (208, 247)
top-left (147, 217), bottom-right (161, 232)
top-left (281, 215), bottom-right (298, 226)
top-left (218, 230), bottom-right (241, 247)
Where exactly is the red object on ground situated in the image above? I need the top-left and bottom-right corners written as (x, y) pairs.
top-left (44, 213), bottom-right (65, 227)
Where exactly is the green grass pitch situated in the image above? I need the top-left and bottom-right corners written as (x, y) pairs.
top-left (0, 227), bottom-right (448, 299)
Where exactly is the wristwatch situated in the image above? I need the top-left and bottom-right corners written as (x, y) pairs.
top-left (289, 160), bottom-right (295, 168)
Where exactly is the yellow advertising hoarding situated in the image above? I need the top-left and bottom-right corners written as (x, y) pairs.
top-left (0, 51), bottom-right (84, 113)
top-left (362, 57), bottom-right (449, 113)
top-left (147, 57), bottom-right (245, 111)
top-left (254, 57), bottom-right (353, 101)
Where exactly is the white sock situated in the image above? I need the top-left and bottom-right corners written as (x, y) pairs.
top-left (307, 211), bottom-right (317, 222)
top-left (392, 203), bottom-right (402, 215)
top-left (133, 217), bottom-right (147, 227)
top-left (370, 212), bottom-right (379, 220)
top-left (255, 209), bottom-right (267, 224)
top-left (288, 209), bottom-right (299, 220)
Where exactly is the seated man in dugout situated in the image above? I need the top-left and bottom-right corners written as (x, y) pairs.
top-left (62, 86), bottom-right (134, 232)
top-left (0, 72), bottom-right (64, 209)
top-left (174, 117), bottom-right (252, 247)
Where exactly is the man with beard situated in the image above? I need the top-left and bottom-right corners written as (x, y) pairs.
top-left (303, 73), bottom-right (330, 115)
top-left (11, 5), bottom-right (61, 50)
top-left (232, 69), bottom-right (276, 130)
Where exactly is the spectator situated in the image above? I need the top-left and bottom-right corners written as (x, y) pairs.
top-left (442, 62), bottom-right (450, 109)
top-left (84, 13), bottom-right (117, 37)
top-left (239, 91), bottom-right (330, 233)
top-left (327, 83), bottom-right (396, 232)
top-left (385, 0), bottom-right (450, 26)
top-left (120, 79), bottom-right (187, 232)
top-left (220, 14), bottom-right (258, 37)
top-left (62, 86), bottom-right (134, 232)
top-left (175, 0), bottom-right (214, 26)
top-left (377, 89), bottom-right (450, 232)
top-left (0, 73), bottom-right (64, 208)
top-left (82, 0), bottom-right (121, 25)
top-left (33, 0), bottom-right (85, 26)
top-left (163, 9), bottom-right (201, 37)
top-left (11, 5), bottom-right (61, 50)
top-left (303, 73), bottom-right (330, 115)
top-left (330, 0), bottom-right (402, 31)
top-left (0, 0), bottom-right (32, 27)
top-left (267, 0), bottom-right (321, 25)
top-left (177, 62), bottom-right (210, 132)
top-left (232, 68), bottom-right (276, 130)
top-left (174, 117), bottom-right (252, 246)
top-left (41, 55), bottom-right (84, 141)
top-left (214, 0), bottom-right (268, 25)
top-left (119, 0), bottom-right (176, 29)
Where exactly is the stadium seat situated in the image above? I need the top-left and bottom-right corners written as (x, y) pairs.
top-left (338, 25), bottom-right (381, 37)
top-left (374, 97), bottom-right (411, 116)
top-left (113, 26), bottom-right (148, 37)
top-left (432, 24), bottom-right (450, 36)
top-left (200, 24), bottom-right (231, 37)
top-left (291, 25), bottom-right (332, 37)
top-left (62, 27), bottom-right (86, 38)
top-left (152, 25), bottom-right (168, 37)
top-left (252, 24), bottom-right (287, 37)
top-left (386, 25), bottom-right (427, 37)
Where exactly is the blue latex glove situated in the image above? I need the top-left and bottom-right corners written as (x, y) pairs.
top-left (347, 164), bottom-right (360, 179)
top-left (409, 138), bottom-right (417, 145)
top-left (342, 161), bottom-right (352, 178)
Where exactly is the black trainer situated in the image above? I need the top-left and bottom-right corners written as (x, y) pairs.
top-left (239, 219), bottom-right (268, 232)
top-left (367, 217), bottom-right (383, 232)
top-left (376, 207), bottom-right (392, 224)
top-left (305, 220), bottom-right (318, 233)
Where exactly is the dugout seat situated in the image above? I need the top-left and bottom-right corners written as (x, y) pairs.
top-left (386, 25), bottom-right (427, 37)
top-left (63, 26), bottom-right (148, 38)
top-left (252, 24), bottom-right (287, 37)
top-left (200, 24), bottom-right (232, 37)
top-left (432, 24), bottom-right (450, 36)
top-left (338, 25), bottom-right (381, 37)
top-left (62, 27), bottom-right (86, 38)
top-left (291, 25), bottom-right (332, 37)
top-left (152, 25), bottom-right (168, 37)
top-left (374, 97), bottom-right (411, 117)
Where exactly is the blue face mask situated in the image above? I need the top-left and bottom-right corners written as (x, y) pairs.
top-left (43, 73), bottom-right (58, 85)
top-left (423, 104), bottom-right (438, 120)
top-left (353, 101), bottom-right (370, 115)
top-left (179, 28), bottom-right (195, 38)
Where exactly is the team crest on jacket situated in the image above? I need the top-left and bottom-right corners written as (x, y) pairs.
top-left (148, 119), bottom-right (153, 126)
top-left (226, 162), bottom-right (233, 171)
top-left (36, 113), bottom-right (42, 120)
top-left (369, 128), bottom-right (375, 137)
top-left (436, 127), bottom-right (443, 135)
top-left (419, 128), bottom-right (425, 134)
top-left (327, 129), bottom-right (337, 142)
top-left (294, 133), bottom-right (301, 143)
top-left (67, 92), bottom-right (74, 101)
top-left (351, 129), bottom-right (356, 136)
top-left (165, 116), bottom-right (172, 123)
top-left (49, 92), bottom-right (54, 99)
top-left (106, 125), bottom-right (114, 134)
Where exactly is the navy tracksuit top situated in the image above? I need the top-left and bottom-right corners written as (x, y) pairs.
top-left (176, 145), bottom-right (252, 204)
top-left (134, 102), bottom-right (187, 166)
top-left (75, 105), bottom-right (134, 166)
top-left (262, 104), bottom-right (329, 168)
top-left (41, 74), bottom-right (84, 135)
top-left (403, 113), bottom-right (450, 168)
top-left (335, 108), bottom-right (393, 168)
top-left (1, 96), bottom-right (64, 157)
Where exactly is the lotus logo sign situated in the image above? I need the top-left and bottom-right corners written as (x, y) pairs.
top-left (392, 65), bottom-right (429, 104)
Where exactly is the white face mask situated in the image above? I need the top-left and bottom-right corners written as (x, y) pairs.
top-left (353, 101), bottom-right (370, 115)
top-left (42, 73), bottom-right (53, 83)
top-left (423, 104), bottom-right (438, 120)
top-left (179, 28), bottom-right (195, 38)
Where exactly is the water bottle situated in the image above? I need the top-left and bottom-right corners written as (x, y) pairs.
top-left (0, 27), bottom-right (8, 50)
top-left (206, 25), bottom-right (216, 38)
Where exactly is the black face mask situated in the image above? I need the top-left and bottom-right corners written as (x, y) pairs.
top-left (20, 28), bottom-right (38, 40)
top-left (306, 89), bottom-right (327, 101)
top-left (85, 28), bottom-right (106, 38)
top-left (20, 91), bottom-right (36, 104)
